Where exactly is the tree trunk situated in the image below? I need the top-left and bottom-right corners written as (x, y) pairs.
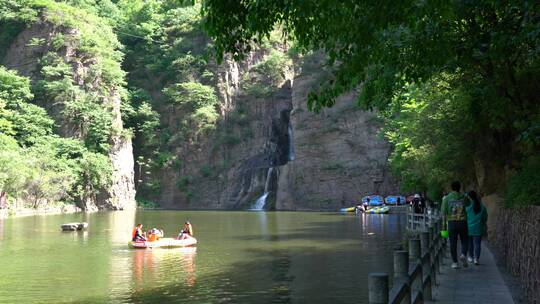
top-left (0, 191), bottom-right (7, 209)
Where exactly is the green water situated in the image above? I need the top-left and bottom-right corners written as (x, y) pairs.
top-left (0, 210), bottom-right (405, 303)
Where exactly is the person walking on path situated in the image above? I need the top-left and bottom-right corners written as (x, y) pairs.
top-left (441, 181), bottom-right (470, 269)
top-left (466, 190), bottom-right (488, 265)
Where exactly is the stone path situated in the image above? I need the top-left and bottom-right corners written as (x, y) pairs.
top-left (427, 242), bottom-right (514, 304)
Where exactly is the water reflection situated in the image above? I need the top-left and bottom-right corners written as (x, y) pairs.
top-left (107, 210), bottom-right (136, 302)
top-left (269, 249), bottom-right (292, 304)
top-left (0, 218), bottom-right (4, 241)
top-left (0, 211), bottom-right (405, 304)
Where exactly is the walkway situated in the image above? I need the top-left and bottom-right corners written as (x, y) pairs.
top-left (427, 242), bottom-right (514, 304)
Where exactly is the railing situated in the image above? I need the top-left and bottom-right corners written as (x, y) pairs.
top-left (406, 206), bottom-right (441, 232)
top-left (368, 216), bottom-right (446, 304)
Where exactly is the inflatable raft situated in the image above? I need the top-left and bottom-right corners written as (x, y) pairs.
top-left (365, 206), bottom-right (390, 214)
top-left (339, 206), bottom-right (357, 212)
top-left (128, 236), bottom-right (197, 249)
top-left (361, 195), bottom-right (385, 206)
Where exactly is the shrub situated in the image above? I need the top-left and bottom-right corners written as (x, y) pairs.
top-left (506, 156), bottom-right (540, 207)
top-left (163, 82), bottom-right (218, 109)
top-left (251, 49), bottom-right (292, 85)
top-left (177, 176), bottom-right (191, 192)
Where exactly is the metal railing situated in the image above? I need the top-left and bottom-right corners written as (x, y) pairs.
top-left (406, 206), bottom-right (441, 232)
top-left (368, 217), bottom-right (446, 304)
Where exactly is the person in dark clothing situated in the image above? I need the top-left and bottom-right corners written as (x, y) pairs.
top-left (412, 194), bottom-right (424, 214)
top-left (441, 181), bottom-right (470, 268)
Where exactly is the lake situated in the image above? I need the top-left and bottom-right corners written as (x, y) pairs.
top-left (0, 210), bottom-right (405, 303)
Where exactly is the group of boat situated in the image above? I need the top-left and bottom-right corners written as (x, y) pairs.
top-left (339, 195), bottom-right (408, 214)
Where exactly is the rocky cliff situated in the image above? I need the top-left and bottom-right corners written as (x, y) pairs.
top-left (277, 55), bottom-right (398, 210)
top-left (1, 13), bottom-right (135, 210)
top-left (152, 49), bottom-right (398, 210)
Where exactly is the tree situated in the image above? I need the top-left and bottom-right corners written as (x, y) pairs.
top-left (201, 0), bottom-right (540, 201)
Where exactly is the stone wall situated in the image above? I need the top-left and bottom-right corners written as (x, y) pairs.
top-left (484, 195), bottom-right (540, 304)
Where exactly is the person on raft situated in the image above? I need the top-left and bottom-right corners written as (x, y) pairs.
top-left (132, 224), bottom-right (146, 242)
top-left (147, 228), bottom-right (164, 242)
top-left (355, 201), bottom-right (369, 213)
top-left (177, 221), bottom-right (194, 240)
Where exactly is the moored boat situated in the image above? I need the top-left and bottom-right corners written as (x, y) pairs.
top-left (365, 206), bottom-right (390, 214)
top-left (339, 206), bottom-right (357, 212)
top-left (384, 195), bottom-right (407, 205)
top-left (128, 236), bottom-right (197, 249)
top-left (361, 195), bottom-right (384, 206)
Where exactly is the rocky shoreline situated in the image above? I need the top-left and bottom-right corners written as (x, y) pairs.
top-left (0, 204), bottom-right (82, 219)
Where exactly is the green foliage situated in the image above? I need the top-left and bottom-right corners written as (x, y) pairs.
top-left (202, 0), bottom-right (540, 205)
top-left (163, 82), bottom-right (217, 108)
top-left (241, 49), bottom-right (291, 96)
top-left (0, 67), bottom-right (54, 146)
top-left (176, 176), bottom-right (191, 192)
top-left (0, 66), bottom-right (113, 208)
top-left (506, 157), bottom-right (540, 207)
top-left (136, 198), bottom-right (159, 209)
top-left (241, 81), bottom-right (273, 97)
top-left (251, 50), bottom-right (291, 85)
top-left (0, 133), bottom-right (113, 208)
top-left (121, 88), bottom-right (160, 149)
top-left (199, 164), bottom-right (213, 178)
top-left (0, 134), bottom-right (27, 196)
top-left (155, 151), bottom-right (174, 168)
top-left (383, 74), bottom-right (475, 199)
top-left (163, 81), bottom-right (219, 136)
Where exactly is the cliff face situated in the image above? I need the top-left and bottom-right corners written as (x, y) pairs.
top-left (277, 57), bottom-right (398, 210)
top-left (153, 50), bottom-right (398, 210)
top-left (2, 20), bottom-right (135, 210)
top-left (156, 49), bottom-right (294, 209)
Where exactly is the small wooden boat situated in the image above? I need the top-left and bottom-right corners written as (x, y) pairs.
top-left (128, 236), bottom-right (197, 249)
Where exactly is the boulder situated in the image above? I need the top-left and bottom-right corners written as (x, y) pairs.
top-left (61, 222), bottom-right (88, 231)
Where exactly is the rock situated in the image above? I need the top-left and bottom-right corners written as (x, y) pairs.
top-left (61, 222), bottom-right (88, 231)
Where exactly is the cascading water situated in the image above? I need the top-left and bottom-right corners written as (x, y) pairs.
top-left (288, 124), bottom-right (295, 161)
top-left (250, 167), bottom-right (274, 210)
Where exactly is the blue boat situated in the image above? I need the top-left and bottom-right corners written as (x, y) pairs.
top-left (385, 195), bottom-right (407, 205)
top-left (361, 195), bottom-right (384, 206)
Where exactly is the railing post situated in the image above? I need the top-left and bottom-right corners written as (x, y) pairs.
top-left (420, 232), bottom-right (430, 256)
top-left (394, 250), bottom-right (409, 279)
top-left (422, 259), bottom-right (432, 301)
top-left (420, 231), bottom-right (433, 299)
top-left (433, 220), bottom-right (442, 281)
top-left (368, 273), bottom-right (389, 304)
top-left (409, 239), bottom-right (421, 262)
top-left (393, 250), bottom-right (411, 304)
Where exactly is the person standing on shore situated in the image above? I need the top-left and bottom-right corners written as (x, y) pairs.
top-left (466, 191), bottom-right (488, 265)
top-left (441, 181), bottom-right (470, 268)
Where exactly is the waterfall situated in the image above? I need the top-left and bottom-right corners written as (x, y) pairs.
top-left (250, 167), bottom-right (274, 210)
top-left (251, 192), bottom-right (269, 211)
top-left (288, 124), bottom-right (295, 161)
